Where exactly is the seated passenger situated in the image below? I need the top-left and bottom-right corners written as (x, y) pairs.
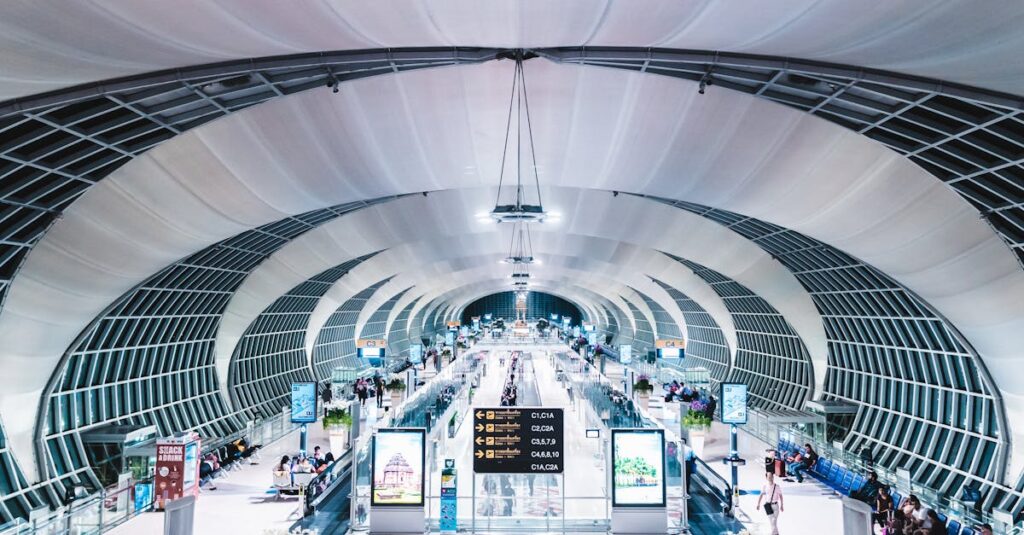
top-left (273, 455), bottom-right (291, 475)
top-left (902, 495), bottom-right (930, 530)
top-left (785, 444), bottom-right (817, 483)
top-left (852, 470), bottom-right (882, 501)
top-left (918, 509), bottom-right (944, 535)
top-left (293, 455), bottom-right (314, 473)
top-left (311, 446), bottom-right (324, 468)
top-left (874, 486), bottom-right (894, 529)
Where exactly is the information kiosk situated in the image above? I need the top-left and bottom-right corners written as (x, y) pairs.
top-left (369, 428), bottom-right (426, 534)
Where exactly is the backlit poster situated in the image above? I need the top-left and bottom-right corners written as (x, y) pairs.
top-left (721, 382), bottom-right (749, 425)
top-left (182, 441), bottom-right (199, 491)
top-left (372, 428), bottom-right (426, 506)
top-left (445, 331), bottom-right (455, 346)
top-left (611, 429), bottom-right (666, 507)
top-left (619, 345), bottom-right (632, 364)
top-left (409, 344), bottom-right (423, 364)
top-left (290, 382), bottom-right (317, 424)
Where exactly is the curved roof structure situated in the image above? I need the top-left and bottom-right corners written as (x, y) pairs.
top-left (1, 1), bottom-right (1024, 527)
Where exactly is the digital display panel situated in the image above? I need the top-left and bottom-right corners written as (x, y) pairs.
top-left (182, 441), bottom-right (198, 491)
top-left (658, 347), bottom-right (681, 359)
top-left (409, 344), bottom-right (423, 364)
top-left (721, 382), bottom-right (749, 425)
top-left (550, 313), bottom-right (559, 321)
top-left (372, 429), bottom-right (426, 506)
top-left (358, 347), bottom-right (385, 367)
top-left (612, 429), bottom-right (666, 507)
top-left (445, 331), bottom-right (455, 346)
top-left (619, 345), bottom-right (632, 364)
top-left (290, 382), bottom-right (318, 423)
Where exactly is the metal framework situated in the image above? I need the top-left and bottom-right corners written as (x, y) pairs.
top-left (600, 304), bottom-right (620, 342)
top-left (620, 297), bottom-right (655, 355)
top-left (459, 291), bottom-right (583, 325)
top-left (229, 254), bottom-right (376, 421)
top-left (387, 298), bottom-right (422, 360)
top-left (631, 287), bottom-right (682, 340)
top-left (33, 197), bottom-right (397, 516)
top-left (650, 278), bottom-right (731, 387)
top-left (310, 278), bottom-right (391, 379)
top-left (650, 196), bottom-right (1014, 511)
top-left (668, 254), bottom-right (814, 412)
top-left (540, 47), bottom-right (1024, 268)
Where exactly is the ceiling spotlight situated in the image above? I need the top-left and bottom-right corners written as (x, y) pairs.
top-left (698, 67), bottom-right (713, 95)
top-left (326, 75), bottom-right (340, 93)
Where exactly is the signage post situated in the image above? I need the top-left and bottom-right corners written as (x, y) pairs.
top-left (720, 382), bottom-right (749, 510)
top-left (155, 433), bottom-right (201, 509)
top-left (291, 382), bottom-right (318, 455)
top-left (473, 408), bottom-right (564, 474)
top-left (440, 459), bottom-right (457, 533)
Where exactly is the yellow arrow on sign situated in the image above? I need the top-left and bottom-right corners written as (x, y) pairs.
top-left (475, 450), bottom-right (484, 459)
top-left (475, 437), bottom-right (484, 445)
top-left (475, 411), bottom-right (484, 419)
top-left (475, 424), bottom-right (484, 432)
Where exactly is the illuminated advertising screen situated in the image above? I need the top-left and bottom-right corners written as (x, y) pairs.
top-left (409, 344), bottom-right (423, 364)
top-left (611, 429), bottom-right (666, 507)
top-left (372, 428), bottom-right (426, 506)
top-left (550, 313), bottom-right (559, 321)
top-left (182, 441), bottom-right (199, 491)
top-left (583, 324), bottom-right (596, 332)
top-left (619, 345), bottom-right (632, 364)
top-left (358, 346), bottom-right (385, 367)
top-left (658, 347), bottom-right (682, 359)
top-left (587, 333), bottom-right (598, 346)
top-left (445, 331), bottom-right (455, 346)
top-left (290, 382), bottom-right (317, 423)
top-left (721, 382), bottom-right (749, 425)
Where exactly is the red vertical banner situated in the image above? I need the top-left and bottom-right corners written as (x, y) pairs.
top-left (155, 443), bottom-right (185, 509)
top-left (154, 434), bottom-right (201, 509)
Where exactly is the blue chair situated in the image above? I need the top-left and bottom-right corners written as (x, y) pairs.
top-left (850, 474), bottom-right (865, 494)
top-left (946, 520), bottom-right (961, 535)
top-left (815, 458), bottom-right (832, 477)
top-left (839, 472), bottom-right (856, 492)
top-left (889, 491), bottom-right (903, 508)
top-left (829, 466), bottom-right (846, 486)
top-left (960, 527), bottom-right (974, 535)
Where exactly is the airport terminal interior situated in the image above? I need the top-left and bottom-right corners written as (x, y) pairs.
top-left (2, 2), bottom-right (1024, 534)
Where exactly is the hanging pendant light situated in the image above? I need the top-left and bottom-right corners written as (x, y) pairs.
top-left (490, 52), bottom-right (547, 223)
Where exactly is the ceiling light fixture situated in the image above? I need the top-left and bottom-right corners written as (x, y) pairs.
top-left (490, 51), bottom-right (547, 223)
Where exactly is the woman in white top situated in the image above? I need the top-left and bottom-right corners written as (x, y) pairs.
top-left (756, 472), bottom-right (784, 535)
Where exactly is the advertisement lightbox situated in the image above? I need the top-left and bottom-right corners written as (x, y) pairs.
top-left (657, 347), bottom-right (682, 359)
top-left (372, 428), bottom-right (426, 507)
top-left (720, 382), bottom-right (749, 425)
top-left (358, 346), bottom-right (385, 367)
top-left (290, 382), bottom-right (318, 424)
top-left (611, 429), bottom-right (666, 507)
top-left (182, 441), bottom-right (199, 490)
top-left (619, 345), bottom-right (632, 364)
top-left (409, 344), bottom-right (423, 364)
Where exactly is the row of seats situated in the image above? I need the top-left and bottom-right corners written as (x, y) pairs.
top-left (200, 438), bottom-right (262, 488)
top-left (776, 439), bottom-right (977, 535)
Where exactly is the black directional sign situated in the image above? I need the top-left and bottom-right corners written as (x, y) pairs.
top-left (472, 407), bottom-right (564, 474)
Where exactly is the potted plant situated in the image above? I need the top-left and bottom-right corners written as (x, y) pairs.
top-left (633, 374), bottom-right (654, 410)
top-left (386, 377), bottom-right (407, 408)
top-left (682, 398), bottom-right (713, 458)
top-left (448, 412), bottom-right (458, 438)
top-left (323, 407), bottom-right (354, 454)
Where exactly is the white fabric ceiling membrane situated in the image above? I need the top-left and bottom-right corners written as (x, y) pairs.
top-left (1, 59), bottom-right (1022, 476)
top-left (3, 1), bottom-right (1024, 100)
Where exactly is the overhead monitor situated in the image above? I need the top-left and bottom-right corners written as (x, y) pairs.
top-left (657, 347), bottom-right (682, 359)
top-left (611, 429), bottom-right (666, 507)
top-left (372, 428), bottom-right (426, 507)
top-left (550, 313), bottom-right (559, 321)
top-left (358, 346), bottom-right (385, 367)
top-left (290, 382), bottom-right (318, 423)
top-left (583, 323), bottom-right (596, 332)
top-left (720, 383), bottom-right (749, 425)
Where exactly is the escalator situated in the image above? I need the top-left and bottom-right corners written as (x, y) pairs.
top-left (686, 456), bottom-right (745, 534)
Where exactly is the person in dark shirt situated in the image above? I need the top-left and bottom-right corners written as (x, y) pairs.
top-left (873, 485), bottom-right (894, 529)
top-left (852, 470), bottom-right (882, 502)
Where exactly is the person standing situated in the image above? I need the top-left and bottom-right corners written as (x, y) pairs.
top-left (756, 472), bottom-right (783, 535)
top-left (373, 375), bottom-right (385, 409)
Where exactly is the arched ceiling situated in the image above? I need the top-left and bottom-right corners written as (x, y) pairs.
top-left (0, 2), bottom-right (1023, 498)
top-left (3, 50), bottom-right (1024, 474)
top-left (3, 1), bottom-right (1024, 100)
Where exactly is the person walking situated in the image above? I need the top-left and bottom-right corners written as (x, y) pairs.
top-left (756, 472), bottom-right (784, 535)
top-left (373, 374), bottom-right (385, 409)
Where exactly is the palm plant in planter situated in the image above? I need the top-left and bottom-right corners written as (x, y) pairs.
top-left (633, 374), bottom-right (654, 410)
top-left (323, 407), bottom-right (354, 454)
top-left (386, 377), bottom-right (407, 409)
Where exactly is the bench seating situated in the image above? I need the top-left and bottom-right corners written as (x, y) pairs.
top-left (776, 438), bottom-right (977, 535)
